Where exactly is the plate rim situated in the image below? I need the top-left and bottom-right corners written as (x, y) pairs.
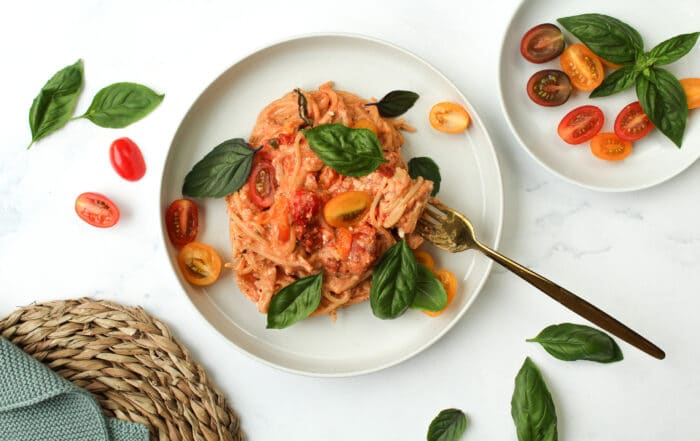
top-left (159, 31), bottom-right (505, 377)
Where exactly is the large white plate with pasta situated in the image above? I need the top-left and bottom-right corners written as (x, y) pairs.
top-left (160, 34), bottom-right (503, 376)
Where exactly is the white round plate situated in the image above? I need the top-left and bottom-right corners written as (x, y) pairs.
top-left (499, 0), bottom-right (700, 192)
top-left (161, 34), bottom-right (503, 376)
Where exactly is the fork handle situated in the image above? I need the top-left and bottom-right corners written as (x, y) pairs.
top-left (474, 242), bottom-right (665, 360)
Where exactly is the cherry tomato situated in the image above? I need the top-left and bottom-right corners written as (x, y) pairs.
top-left (75, 192), bottom-right (120, 228)
top-left (614, 102), bottom-right (654, 142)
top-left (247, 160), bottom-right (276, 209)
top-left (323, 191), bottom-right (372, 228)
top-left (429, 102), bottom-right (471, 133)
top-left (413, 250), bottom-right (435, 271)
top-left (109, 137), bottom-right (146, 181)
top-left (424, 269), bottom-right (457, 317)
top-left (352, 119), bottom-right (379, 136)
top-left (680, 78), bottom-right (700, 109)
top-left (526, 70), bottom-right (572, 106)
top-left (177, 242), bottom-right (222, 286)
top-left (290, 189), bottom-right (321, 227)
top-left (520, 23), bottom-right (565, 63)
top-left (165, 199), bottom-right (199, 247)
top-left (590, 132), bottom-right (633, 161)
top-left (557, 105), bottom-right (604, 145)
top-left (560, 44), bottom-right (604, 91)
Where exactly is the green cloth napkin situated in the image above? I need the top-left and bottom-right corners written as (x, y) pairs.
top-left (0, 336), bottom-right (149, 441)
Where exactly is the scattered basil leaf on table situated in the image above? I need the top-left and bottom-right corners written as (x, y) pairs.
top-left (27, 59), bottom-right (84, 148)
top-left (511, 357), bottom-right (558, 441)
top-left (527, 323), bottom-right (623, 363)
top-left (588, 66), bottom-right (638, 98)
top-left (408, 157), bottom-right (441, 196)
top-left (303, 123), bottom-right (387, 177)
top-left (637, 68), bottom-right (688, 147)
top-left (267, 272), bottom-right (323, 329)
top-left (410, 263), bottom-right (447, 312)
top-left (365, 90), bottom-right (419, 118)
top-left (647, 32), bottom-right (700, 65)
top-left (370, 240), bottom-right (417, 319)
top-left (427, 408), bottom-right (467, 441)
top-left (557, 13), bottom-right (643, 65)
top-left (182, 138), bottom-right (259, 198)
top-left (80, 82), bottom-right (164, 128)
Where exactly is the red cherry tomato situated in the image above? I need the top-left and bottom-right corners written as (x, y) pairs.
top-left (557, 105), bottom-right (605, 145)
top-left (614, 102), bottom-right (655, 142)
top-left (165, 199), bottom-right (199, 247)
top-left (110, 137), bottom-right (146, 181)
top-left (247, 160), bottom-right (276, 209)
top-left (75, 192), bottom-right (120, 228)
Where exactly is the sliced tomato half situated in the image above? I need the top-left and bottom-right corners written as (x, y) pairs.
top-left (557, 105), bottom-right (604, 145)
top-left (614, 102), bottom-right (654, 142)
top-left (75, 192), bottom-right (120, 228)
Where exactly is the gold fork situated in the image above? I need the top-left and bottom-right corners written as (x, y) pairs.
top-left (416, 200), bottom-right (665, 360)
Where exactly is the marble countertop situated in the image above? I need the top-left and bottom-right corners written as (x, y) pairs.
top-left (1, 1), bottom-right (698, 439)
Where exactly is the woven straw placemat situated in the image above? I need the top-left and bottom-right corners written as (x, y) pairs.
top-left (0, 297), bottom-right (243, 441)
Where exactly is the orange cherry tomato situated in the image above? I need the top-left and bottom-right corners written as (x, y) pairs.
top-left (336, 227), bottom-right (353, 260)
top-left (680, 78), bottom-right (700, 109)
top-left (75, 192), bottom-right (120, 228)
top-left (600, 58), bottom-right (622, 69)
top-left (177, 242), bottom-right (222, 286)
top-left (560, 44), bottom-right (605, 91)
top-left (424, 269), bottom-right (458, 317)
top-left (590, 132), bottom-right (633, 161)
top-left (165, 199), bottom-right (199, 247)
top-left (323, 191), bottom-right (372, 228)
top-left (429, 102), bottom-right (471, 133)
top-left (413, 250), bottom-right (435, 271)
top-left (267, 199), bottom-right (290, 242)
top-left (352, 119), bottom-right (379, 136)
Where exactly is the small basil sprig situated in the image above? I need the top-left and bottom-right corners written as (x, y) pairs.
top-left (408, 157), bottom-right (441, 196)
top-left (80, 82), bottom-right (164, 128)
top-left (370, 240), bottom-right (417, 319)
top-left (303, 123), bottom-right (387, 177)
top-left (410, 263), bottom-right (447, 312)
top-left (511, 358), bottom-right (558, 441)
top-left (365, 90), bottom-right (419, 118)
top-left (267, 272), bottom-right (323, 329)
top-left (427, 408), bottom-right (467, 441)
top-left (182, 138), bottom-right (259, 198)
top-left (527, 323), bottom-right (623, 363)
top-left (27, 59), bottom-right (84, 148)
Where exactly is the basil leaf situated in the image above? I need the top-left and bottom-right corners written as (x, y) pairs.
top-left (370, 240), bottom-right (417, 319)
top-left (182, 138), bottom-right (258, 198)
top-left (427, 408), bottom-right (467, 441)
top-left (303, 123), bottom-right (387, 177)
top-left (411, 263), bottom-right (447, 312)
top-left (408, 157), bottom-right (441, 196)
top-left (557, 14), bottom-right (643, 65)
top-left (28, 59), bottom-right (84, 148)
top-left (82, 82), bottom-right (164, 128)
top-left (648, 32), bottom-right (700, 66)
top-left (267, 272), bottom-right (323, 329)
top-left (294, 88), bottom-right (313, 127)
top-left (527, 323), bottom-right (623, 363)
top-left (589, 66), bottom-right (638, 98)
top-left (366, 90), bottom-right (419, 118)
top-left (637, 68), bottom-right (688, 147)
top-left (511, 358), bottom-right (558, 441)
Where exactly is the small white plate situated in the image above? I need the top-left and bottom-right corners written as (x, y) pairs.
top-left (499, 0), bottom-right (700, 192)
top-left (160, 34), bottom-right (503, 376)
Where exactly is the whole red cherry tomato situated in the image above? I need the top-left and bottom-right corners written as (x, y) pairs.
top-left (110, 137), bottom-right (146, 181)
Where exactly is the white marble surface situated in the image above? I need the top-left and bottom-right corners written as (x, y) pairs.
top-left (1, 1), bottom-right (699, 439)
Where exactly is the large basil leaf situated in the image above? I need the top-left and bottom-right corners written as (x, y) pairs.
top-left (366, 90), bottom-right (419, 118)
top-left (427, 408), bottom-right (467, 441)
top-left (527, 323), bottom-right (623, 363)
top-left (267, 272), bottom-right (323, 329)
top-left (557, 14), bottom-right (643, 65)
top-left (408, 157), bottom-right (441, 196)
top-left (590, 66), bottom-right (638, 98)
top-left (28, 59), bottom-right (84, 148)
top-left (637, 68), bottom-right (688, 147)
top-left (647, 32), bottom-right (700, 65)
top-left (410, 263), bottom-right (447, 312)
top-left (182, 138), bottom-right (258, 197)
top-left (511, 358), bottom-right (558, 441)
top-left (303, 123), bottom-right (387, 177)
top-left (82, 82), bottom-right (164, 128)
top-left (370, 240), bottom-right (417, 319)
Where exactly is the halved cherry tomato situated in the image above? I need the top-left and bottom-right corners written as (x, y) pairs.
top-left (429, 102), bottom-right (471, 133)
top-left (526, 70), bottom-right (572, 106)
top-left (109, 137), bottom-right (146, 181)
top-left (323, 191), bottom-right (372, 228)
top-left (75, 192), bottom-right (120, 228)
top-left (680, 78), bottom-right (700, 109)
top-left (352, 119), bottom-right (379, 136)
top-left (560, 44), bottom-right (604, 91)
top-left (413, 250), bottom-right (435, 271)
top-left (557, 105), bottom-right (604, 145)
top-left (590, 132), bottom-right (633, 161)
top-left (336, 227), bottom-right (353, 260)
top-left (424, 269), bottom-right (457, 317)
top-left (177, 242), bottom-right (222, 286)
top-left (247, 160), bottom-right (276, 209)
top-left (614, 102), bottom-right (654, 142)
top-left (520, 23), bottom-right (565, 63)
top-left (165, 199), bottom-right (199, 247)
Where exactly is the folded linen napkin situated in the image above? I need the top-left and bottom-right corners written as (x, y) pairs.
top-left (0, 336), bottom-right (148, 441)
